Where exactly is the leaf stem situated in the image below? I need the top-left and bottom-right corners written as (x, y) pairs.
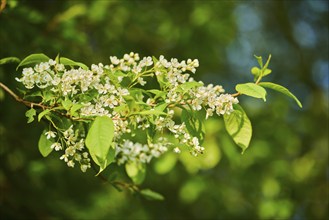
top-left (255, 74), bottom-right (263, 85)
top-left (231, 92), bottom-right (240, 97)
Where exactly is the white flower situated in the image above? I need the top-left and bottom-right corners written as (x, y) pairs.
top-left (173, 147), bottom-right (181, 153)
top-left (115, 139), bottom-right (168, 165)
top-left (55, 63), bottom-right (65, 71)
top-left (140, 56), bottom-right (153, 66)
top-left (192, 137), bottom-right (199, 147)
top-left (63, 125), bottom-right (74, 138)
top-left (67, 160), bottom-right (75, 167)
top-left (80, 164), bottom-right (89, 172)
top-left (206, 108), bottom-right (214, 119)
top-left (74, 153), bottom-right (82, 161)
top-left (35, 62), bottom-right (50, 72)
top-left (137, 77), bottom-right (147, 86)
top-left (22, 67), bottom-right (34, 76)
top-left (50, 142), bottom-right (62, 151)
top-left (110, 56), bottom-right (120, 65)
top-left (45, 131), bottom-right (57, 139)
top-left (60, 154), bottom-right (69, 162)
top-left (48, 59), bottom-right (56, 66)
top-left (65, 146), bottom-right (76, 156)
top-left (82, 152), bottom-right (89, 158)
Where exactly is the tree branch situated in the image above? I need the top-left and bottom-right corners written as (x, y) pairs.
top-left (0, 81), bottom-right (48, 109)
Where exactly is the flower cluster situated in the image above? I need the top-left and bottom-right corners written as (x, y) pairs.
top-left (45, 126), bottom-right (91, 172)
top-left (115, 138), bottom-right (169, 165)
top-left (17, 52), bottom-right (239, 172)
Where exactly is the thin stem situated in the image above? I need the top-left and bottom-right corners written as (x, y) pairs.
top-left (231, 92), bottom-right (240, 97)
top-left (255, 75), bottom-right (263, 85)
top-left (0, 81), bottom-right (48, 109)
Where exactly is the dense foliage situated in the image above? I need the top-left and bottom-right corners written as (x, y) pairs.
top-left (1, 51), bottom-right (301, 196)
top-left (0, 0), bottom-right (327, 220)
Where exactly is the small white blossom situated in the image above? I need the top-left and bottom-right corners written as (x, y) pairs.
top-left (67, 160), bottom-right (75, 167)
top-left (45, 131), bottom-right (57, 139)
top-left (173, 147), bottom-right (181, 153)
top-left (50, 142), bottom-right (62, 151)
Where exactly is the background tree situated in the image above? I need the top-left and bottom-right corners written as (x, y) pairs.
top-left (0, 0), bottom-right (328, 219)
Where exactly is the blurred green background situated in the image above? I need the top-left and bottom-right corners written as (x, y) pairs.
top-left (0, 0), bottom-right (328, 219)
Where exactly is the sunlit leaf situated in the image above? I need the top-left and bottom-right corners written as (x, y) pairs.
top-left (0, 57), bottom-right (21, 65)
top-left (251, 67), bottom-right (261, 76)
top-left (181, 109), bottom-right (206, 143)
top-left (59, 57), bottom-right (88, 70)
top-left (259, 82), bottom-right (302, 108)
top-left (147, 89), bottom-right (166, 100)
top-left (85, 116), bottom-right (114, 169)
top-left (236, 83), bottom-right (267, 101)
top-left (223, 104), bottom-right (252, 153)
top-left (262, 68), bottom-right (272, 77)
top-left (16, 53), bottom-right (50, 70)
top-left (154, 102), bottom-right (168, 112)
top-left (70, 104), bottom-right (84, 116)
top-left (178, 81), bottom-right (203, 92)
top-left (96, 147), bottom-right (116, 175)
top-left (38, 131), bottom-right (54, 157)
top-left (25, 108), bottom-right (36, 123)
top-left (38, 109), bottom-right (51, 122)
top-left (254, 55), bottom-right (263, 67)
top-left (61, 98), bottom-right (73, 110)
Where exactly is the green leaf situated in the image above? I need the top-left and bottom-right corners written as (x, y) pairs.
top-left (252, 55), bottom-right (272, 81)
top-left (125, 161), bottom-right (146, 184)
top-left (129, 88), bottom-right (144, 101)
top-left (38, 131), bottom-right (54, 157)
top-left (140, 189), bottom-right (164, 201)
top-left (0, 57), bottom-right (21, 65)
top-left (70, 103), bottom-right (84, 116)
top-left (38, 109), bottom-right (51, 122)
top-left (152, 56), bottom-right (159, 64)
top-left (263, 68), bottom-right (272, 77)
top-left (154, 102), bottom-right (168, 112)
top-left (61, 98), bottom-right (73, 110)
top-left (181, 109), bottom-right (206, 143)
top-left (96, 147), bottom-right (116, 175)
top-left (178, 81), bottom-right (203, 92)
top-left (59, 57), bottom-right (88, 70)
top-left (251, 67), bottom-right (261, 76)
top-left (55, 54), bottom-right (60, 63)
top-left (223, 104), bottom-right (252, 153)
top-left (42, 90), bottom-right (56, 102)
top-left (85, 116), bottom-right (114, 168)
top-left (16, 53), bottom-right (50, 70)
top-left (25, 108), bottom-right (36, 123)
top-left (24, 91), bottom-right (43, 99)
top-left (236, 83), bottom-right (267, 101)
top-left (147, 89), bottom-right (166, 100)
top-left (254, 55), bottom-right (263, 67)
top-left (259, 82), bottom-right (302, 108)
top-left (134, 109), bottom-right (168, 116)
top-left (108, 71), bottom-right (127, 86)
